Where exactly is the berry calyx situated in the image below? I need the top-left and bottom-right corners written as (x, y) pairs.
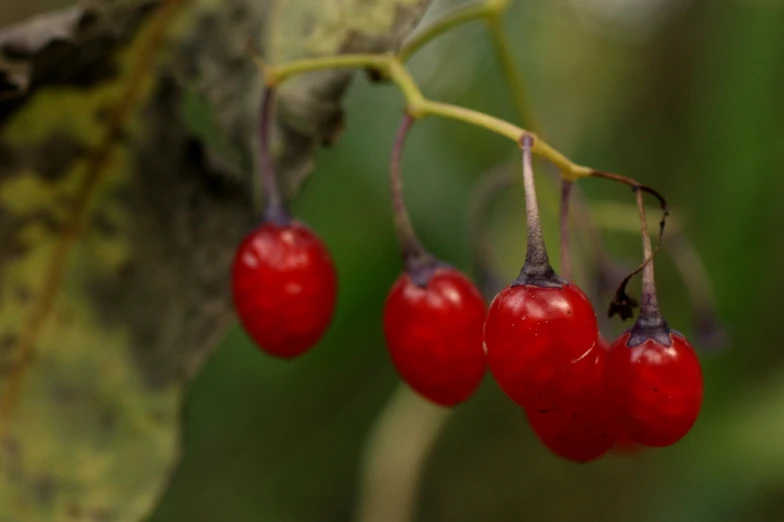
top-left (604, 188), bottom-right (703, 447)
top-left (484, 135), bottom-right (600, 409)
top-left (382, 113), bottom-right (487, 406)
top-left (383, 267), bottom-right (487, 406)
top-left (232, 221), bottom-right (337, 358)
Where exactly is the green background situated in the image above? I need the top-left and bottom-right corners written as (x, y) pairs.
top-left (5, 0), bottom-right (777, 520)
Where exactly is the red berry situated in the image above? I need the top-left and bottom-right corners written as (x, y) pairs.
top-left (484, 283), bottom-right (600, 410)
top-left (383, 267), bottom-right (487, 406)
top-left (604, 331), bottom-right (703, 447)
top-left (525, 337), bottom-right (617, 462)
top-left (232, 221), bottom-right (337, 358)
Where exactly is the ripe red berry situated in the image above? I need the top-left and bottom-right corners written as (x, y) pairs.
top-left (524, 336), bottom-right (617, 462)
top-left (482, 135), bottom-right (602, 410)
top-left (232, 221), bottom-right (337, 358)
top-left (383, 267), bottom-right (487, 406)
top-left (484, 282), bottom-right (601, 410)
top-left (604, 329), bottom-right (703, 447)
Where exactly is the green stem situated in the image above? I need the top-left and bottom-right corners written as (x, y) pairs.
top-left (260, 54), bottom-right (390, 85)
top-left (399, 1), bottom-right (492, 62)
top-left (259, 55), bottom-right (594, 179)
top-left (418, 99), bottom-right (522, 141)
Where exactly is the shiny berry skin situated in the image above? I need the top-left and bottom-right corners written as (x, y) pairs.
top-left (232, 221), bottom-right (337, 358)
top-left (383, 267), bottom-right (487, 407)
top-left (525, 338), bottom-right (617, 462)
top-left (484, 283), bottom-right (600, 410)
top-left (604, 331), bottom-right (703, 447)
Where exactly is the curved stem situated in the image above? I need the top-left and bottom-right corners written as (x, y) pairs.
top-left (559, 179), bottom-right (573, 281)
top-left (607, 187), bottom-right (667, 323)
top-left (354, 385), bottom-right (450, 522)
top-left (390, 114), bottom-right (438, 285)
top-left (588, 200), bottom-right (725, 347)
top-left (399, 1), bottom-right (491, 62)
top-left (259, 88), bottom-right (288, 223)
top-left (260, 53), bottom-right (391, 85)
top-left (590, 169), bottom-right (668, 211)
top-left (621, 188), bottom-right (674, 346)
top-left (258, 55), bottom-right (594, 179)
top-left (390, 114), bottom-right (423, 260)
top-left (590, 169), bottom-right (671, 320)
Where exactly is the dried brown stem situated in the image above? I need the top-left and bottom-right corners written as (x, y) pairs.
top-left (608, 186), bottom-right (668, 321)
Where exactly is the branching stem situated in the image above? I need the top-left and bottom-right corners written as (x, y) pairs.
top-left (256, 54), bottom-right (593, 179)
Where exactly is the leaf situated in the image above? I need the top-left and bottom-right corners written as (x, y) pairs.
top-left (0, 0), bottom-right (432, 520)
top-left (0, 6), bottom-right (88, 96)
top-left (0, 2), bottom-right (156, 118)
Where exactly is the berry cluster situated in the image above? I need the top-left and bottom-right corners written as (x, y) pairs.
top-left (483, 139), bottom-right (702, 461)
top-left (231, 88), bottom-right (705, 463)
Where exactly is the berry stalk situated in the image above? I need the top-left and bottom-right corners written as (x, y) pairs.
top-left (636, 188), bottom-right (660, 318)
top-left (597, 169), bottom-right (669, 321)
top-left (259, 87), bottom-right (288, 224)
top-left (515, 135), bottom-right (564, 287)
top-left (390, 113), bottom-right (437, 285)
top-left (627, 187), bottom-right (672, 346)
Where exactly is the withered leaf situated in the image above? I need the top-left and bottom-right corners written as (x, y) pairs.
top-left (0, 0), bottom-right (432, 520)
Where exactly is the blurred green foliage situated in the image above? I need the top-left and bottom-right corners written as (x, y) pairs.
top-left (151, 0), bottom-right (784, 521)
